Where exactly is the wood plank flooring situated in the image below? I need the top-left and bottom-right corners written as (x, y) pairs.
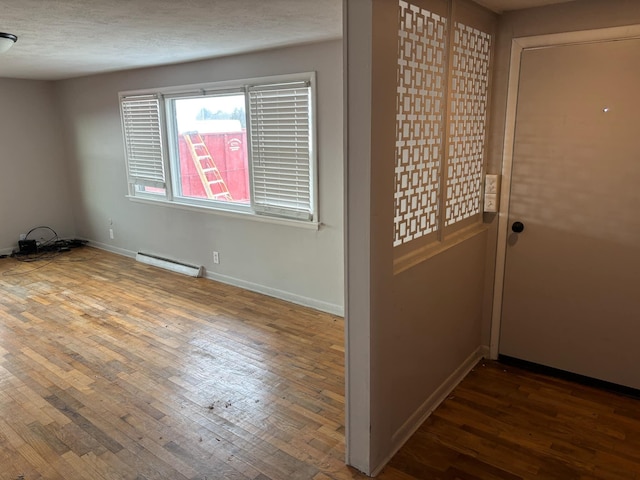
top-left (0, 247), bottom-right (358, 480)
top-left (379, 361), bottom-right (640, 479)
top-left (1, 247), bottom-right (640, 479)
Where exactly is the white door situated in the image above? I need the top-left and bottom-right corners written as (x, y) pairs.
top-left (499, 38), bottom-right (640, 389)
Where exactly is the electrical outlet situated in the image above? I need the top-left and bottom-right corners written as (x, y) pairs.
top-left (213, 251), bottom-right (220, 264)
top-left (109, 228), bottom-right (114, 240)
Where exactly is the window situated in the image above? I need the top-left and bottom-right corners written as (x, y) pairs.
top-left (120, 74), bottom-right (316, 222)
top-left (171, 93), bottom-right (249, 206)
top-left (121, 95), bottom-right (167, 196)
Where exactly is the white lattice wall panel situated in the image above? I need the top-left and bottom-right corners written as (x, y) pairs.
top-left (394, 0), bottom-right (447, 247)
top-left (445, 22), bottom-right (492, 226)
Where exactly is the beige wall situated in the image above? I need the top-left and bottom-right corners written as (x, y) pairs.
top-left (348, 1), bottom-right (640, 472)
top-left (346, 0), bottom-right (491, 473)
top-left (482, 0), bottom-right (640, 345)
top-left (55, 40), bottom-right (344, 314)
top-left (344, 0), bottom-right (373, 471)
top-left (0, 79), bottom-right (75, 253)
top-left (489, 0), bottom-right (640, 173)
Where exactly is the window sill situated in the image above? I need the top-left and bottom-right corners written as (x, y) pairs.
top-left (126, 195), bottom-right (321, 230)
top-left (393, 222), bottom-right (489, 275)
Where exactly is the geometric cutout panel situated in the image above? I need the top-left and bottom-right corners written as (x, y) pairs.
top-left (445, 22), bottom-right (492, 226)
top-left (394, 0), bottom-right (447, 247)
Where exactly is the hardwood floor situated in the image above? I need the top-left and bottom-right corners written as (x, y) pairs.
top-left (1, 247), bottom-right (640, 479)
top-left (0, 247), bottom-right (359, 480)
top-left (379, 361), bottom-right (640, 480)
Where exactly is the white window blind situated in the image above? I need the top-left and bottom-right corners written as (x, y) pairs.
top-left (248, 82), bottom-right (313, 221)
top-left (120, 95), bottom-right (166, 189)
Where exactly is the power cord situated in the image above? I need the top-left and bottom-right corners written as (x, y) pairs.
top-left (9, 226), bottom-right (87, 263)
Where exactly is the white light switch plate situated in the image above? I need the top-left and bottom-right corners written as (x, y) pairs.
top-left (485, 174), bottom-right (500, 194)
top-left (484, 194), bottom-right (498, 213)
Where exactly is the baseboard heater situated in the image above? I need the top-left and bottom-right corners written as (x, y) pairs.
top-left (136, 252), bottom-right (203, 278)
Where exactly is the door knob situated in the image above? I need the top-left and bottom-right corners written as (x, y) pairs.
top-left (511, 221), bottom-right (525, 233)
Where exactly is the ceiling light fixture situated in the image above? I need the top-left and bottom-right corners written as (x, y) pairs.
top-left (0, 33), bottom-right (17, 54)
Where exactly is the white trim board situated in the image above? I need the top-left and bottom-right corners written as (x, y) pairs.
top-left (371, 345), bottom-right (489, 477)
top-left (204, 270), bottom-right (344, 316)
top-left (88, 240), bottom-right (344, 316)
top-left (489, 24), bottom-right (640, 360)
top-left (344, 0), bottom-right (374, 473)
top-left (88, 240), bottom-right (137, 259)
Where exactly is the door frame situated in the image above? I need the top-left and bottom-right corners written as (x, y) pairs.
top-left (489, 24), bottom-right (640, 359)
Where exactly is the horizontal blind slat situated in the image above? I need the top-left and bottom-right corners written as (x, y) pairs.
top-left (121, 95), bottom-right (166, 187)
top-left (249, 83), bottom-right (312, 219)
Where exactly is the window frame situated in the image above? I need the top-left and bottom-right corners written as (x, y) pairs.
top-left (119, 72), bottom-right (318, 224)
top-left (164, 87), bottom-right (252, 214)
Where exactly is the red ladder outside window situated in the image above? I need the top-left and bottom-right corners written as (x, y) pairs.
top-left (182, 131), bottom-right (233, 201)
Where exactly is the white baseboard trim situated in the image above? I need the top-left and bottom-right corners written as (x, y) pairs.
top-left (87, 240), bottom-right (344, 317)
top-left (0, 246), bottom-right (14, 256)
top-left (372, 344), bottom-right (489, 477)
top-left (87, 240), bottom-right (137, 259)
top-left (205, 270), bottom-right (344, 316)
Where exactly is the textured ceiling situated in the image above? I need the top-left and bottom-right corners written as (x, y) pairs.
top-left (475, 0), bottom-right (577, 13)
top-left (0, 0), bottom-right (343, 80)
top-left (0, 0), bottom-right (579, 81)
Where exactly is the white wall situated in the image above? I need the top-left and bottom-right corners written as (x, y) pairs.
top-left (55, 40), bottom-right (344, 314)
top-left (0, 79), bottom-right (75, 253)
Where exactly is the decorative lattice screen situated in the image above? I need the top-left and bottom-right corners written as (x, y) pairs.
top-left (394, 0), bottom-right (493, 250)
top-left (445, 22), bottom-right (492, 226)
top-left (394, 0), bottom-right (447, 247)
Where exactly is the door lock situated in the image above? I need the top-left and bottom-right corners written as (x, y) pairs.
top-left (511, 221), bottom-right (525, 233)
